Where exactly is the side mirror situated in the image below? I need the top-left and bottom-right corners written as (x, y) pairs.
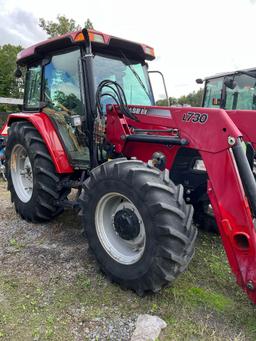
top-left (14, 67), bottom-right (22, 78)
top-left (196, 78), bottom-right (204, 84)
top-left (148, 70), bottom-right (170, 106)
top-left (224, 78), bottom-right (236, 90)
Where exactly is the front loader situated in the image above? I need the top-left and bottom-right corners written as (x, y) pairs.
top-left (4, 29), bottom-right (256, 303)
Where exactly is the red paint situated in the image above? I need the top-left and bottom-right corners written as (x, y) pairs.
top-left (107, 104), bottom-right (256, 303)
top-left (226, 110), bottom-right (256, 145)
top-left (7, 112), bottom-right (73, 173)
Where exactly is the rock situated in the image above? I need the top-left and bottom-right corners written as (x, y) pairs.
top-left (131, 314), bottom-right (167, 341)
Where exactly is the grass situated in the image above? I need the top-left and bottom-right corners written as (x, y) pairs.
top-left (0, 232), bottom-right (256, 340)
top-left (0, 177), bottom-right (255, 340)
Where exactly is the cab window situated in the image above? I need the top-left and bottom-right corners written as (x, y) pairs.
top-left (225, 74), bottom-right (256, 110)
top-left (24, 65), bottom-right (41, 110)
top-left (203, 77), bottom-right (223, 108)
top-left (44, 49), bottom-right (83, 115)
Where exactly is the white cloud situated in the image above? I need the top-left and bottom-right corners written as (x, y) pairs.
top-left (0, 0), bottom-right (256, 97)
top-left (0, 9), bottom-right (46, 47)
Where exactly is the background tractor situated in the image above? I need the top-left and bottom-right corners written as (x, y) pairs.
top-left (194, 69), bottom-right (256, 231)
top-left (4, 29), bottom-right (256, 303)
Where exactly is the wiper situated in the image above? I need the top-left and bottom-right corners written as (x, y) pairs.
top-left (120, 51), bottom-right (152, 103)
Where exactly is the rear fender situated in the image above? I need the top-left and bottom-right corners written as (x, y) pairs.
top-left (7, 112), bottom-right (73, 174)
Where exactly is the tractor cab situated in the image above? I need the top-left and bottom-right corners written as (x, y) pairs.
top-left (16, 30), bottom-right (155, 169)
top-left (200, 68), bottom-right (256, 110)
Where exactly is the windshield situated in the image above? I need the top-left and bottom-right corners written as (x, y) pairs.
top-left (203, 71), bottom-right (256, 110)
top-left (93, 53), bottom-right (154, 107)
top-left (225, 73), bottom-right (256, 110)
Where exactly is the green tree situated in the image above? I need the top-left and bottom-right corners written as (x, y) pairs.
top-left (156, 97), bottom-right (179, 106)
top-left (39, 15), bottom-right (94, 38)
top-left (0, 44), bottom-right (23, 98)
top-left (156, 89), bottom-right (203, 107)
top-left (0, 44), bottom-right (23, 115)
top-left (84, 18), bottom-right (94, 29)
top-left (178, 88), bottom-right (203, 107)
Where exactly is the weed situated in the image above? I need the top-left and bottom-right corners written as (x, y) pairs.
top-left (186, 286), bottom-right (233, 311)
top-left (9, 238), bottom-right (24, 250)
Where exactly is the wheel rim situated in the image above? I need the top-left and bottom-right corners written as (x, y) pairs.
top-left (95, 192), bottom-right (146, 265)
top-left (10, 144), bottom-right (33, 203)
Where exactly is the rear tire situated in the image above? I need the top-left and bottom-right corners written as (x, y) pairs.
top-left (80, 158), bottom-right (197, 294)
top-left (193, 194), bottom-right (219, 233)
top-left (6, 121), bottom-right (69, 222)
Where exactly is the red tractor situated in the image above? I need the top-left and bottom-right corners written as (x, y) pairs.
top-left (4, 29), bottom-right (256, 303)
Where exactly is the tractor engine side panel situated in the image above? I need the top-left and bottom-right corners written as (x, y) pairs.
top-left (123, 142), bottom-right (179, 169)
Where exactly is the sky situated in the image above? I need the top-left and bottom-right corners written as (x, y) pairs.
top-left (0, 0), bottom-right (256, 98)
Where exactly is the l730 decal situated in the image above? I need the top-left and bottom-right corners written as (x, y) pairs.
top-left (182, 112), bottom-right (208, 124)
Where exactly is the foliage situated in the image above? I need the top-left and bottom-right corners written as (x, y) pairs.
top-left (178, 88), bottom-right (204, 107)
top-left (0, 44), bottom-right (23, 113)
top-left (157, 88), bottom-right (204, 107)
top-left (0, 113), bottom-right (9, 128)
top-left (53, 90), bottom-right (83, 113)
top-left (39, 15), bottom-right (94, 38)
top-left (84, 18), bottom-right (94, 30)
top-left (156, 97), bottom-right (178, 106)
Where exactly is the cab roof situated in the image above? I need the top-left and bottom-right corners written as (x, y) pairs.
top-left (205, 67), bottom-right (256, 81)
top-left (17, 29), bottom-right (155, 66)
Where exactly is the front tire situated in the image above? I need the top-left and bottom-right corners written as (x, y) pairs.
top-left (6, 121), bottom-right (69, 222)
top-left (80, 159), bottom-right (197, 294)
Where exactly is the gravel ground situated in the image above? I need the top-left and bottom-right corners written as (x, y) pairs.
top-left (0, 180), bottom-right (137, 340)
top-left (1, 179), bottom-right (256, 341)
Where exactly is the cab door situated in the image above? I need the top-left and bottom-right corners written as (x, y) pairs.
top-left (43, 48), bottom-right (90, 168)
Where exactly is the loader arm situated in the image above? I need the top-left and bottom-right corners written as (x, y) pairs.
top-left (106, 104), bottom-right (256, 303)
top-left (226, 110), bottom-right (256, 147)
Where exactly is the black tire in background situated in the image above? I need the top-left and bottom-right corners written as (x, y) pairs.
top-left (193, 194), bottom-right (219, 233)
top-left (80, 158), bottom-right (197, 295)
top-left (6, 121), bottom-right (70, 222)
